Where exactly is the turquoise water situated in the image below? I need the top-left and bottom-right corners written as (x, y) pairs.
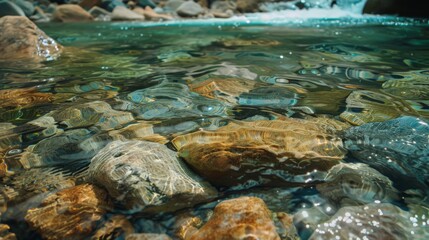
top-left (1, 17), bottom-right (429, 239)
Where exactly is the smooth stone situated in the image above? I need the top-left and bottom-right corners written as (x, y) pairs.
top-left (25, 184), bottom-right (112, 240)
top-left (236, 0), bottom-right (260, 12)
top-left (10, 0), bottom-right (34, 16)
top-left (126, 234), bottom-right (172, 240)
top-left (172, 118), bottom-right (348, 187)
top-left (176, 1), bottom-right (204, 17)
top-left (52, 4), bottom-right (93, 22)
top-left (88, 6), bottom-right (112, 21)
top-left (0, 16), bottom-right (63, 62)
top-left (211, 0), bottom-right (236, 12)
top-left (133, 6), bottom-right (173, 21)
top-left (112, 6), bottom-right (145, 21)
top-left (88, 140), bottom-right (217, 212)
top-left (316, 163), bottom-right (399, 207)
top-left (164, 0), bottom-right (186, 11)
top-left (0, 87), bottom-right (53, 109)
top-left (179, 197), bottom-right (280, 240)
top-left (344, 116), bottom-right (429, 189)
top-left (0, 1), bottom-right (25, 17)
top-left (136, 0), bottom-right (156, 8)
top-left (79, 0), bottom-right (102, 10)
top-left (309, 203), bottom-right (424, 240)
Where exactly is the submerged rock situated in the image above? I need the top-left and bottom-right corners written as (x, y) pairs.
top-left (88, 140), bottom-right (217, 212)
top-left (178, 197), bottom-right (280, 240)
top-left (316, 163), bottom-right (399, 207)
top-left (309, 203), bottom-right (424, 240)
top-left (238, 86), bottom-right (299, 109)
top-left (52, 4), bottom-right (93, 22)
top-left (126, 234), bottom-right (172, 240)
top-left (172, 117), bottom-right (348, 187)
top-left (0, 224), bottom-right (16, 240)
top-left (0, 87), bottom-right (53, 109)
top-left (0, 16), bottom-right (62, 62)
top-left (340, 90), bottom-right (418, 125)
top-left (126, 82), bottom-right (229, 120)
top-left (344, 116), bottom-right (429, 189)
top-left (92, 215), bottom-right (134, 240)
top-left (25, 184), bottom-right (111, 240)
top-left (48, 101), bottom-right (134, 131)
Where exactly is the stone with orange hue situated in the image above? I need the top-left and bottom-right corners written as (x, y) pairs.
top-left (126, 233), bottom-right (172, 240)
top-left (25, 184), bottom-right (111, 240)
top-left (218, 38), bottom-right (281, 47)
top-left (172, 117), bottom-right (348, 186)
top-left (0, 224), bottom-right (16, 240)
top-left (180, 197), bottom-right (280, 240)
top-left (189, 77), bottom-right (256, 105)
top-left (53, 4), bottom-right (93, 22)
top-left (0, 16), bottom-right (62, 62)
top-left (133, 6), bottom-right (173, 21)
top-left (0, 87), bottom-right (53, 109)
top-left (92, 215), bottom-right (134, 240)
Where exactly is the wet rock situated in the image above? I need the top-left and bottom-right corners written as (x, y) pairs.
top-left (88, 140), bottom-right (217, 212)
top-left (0, 1), bottom-right (25, 17)
top-left (211, 0), bottom-right (236, 13)
top-left (212, 65), bottom-right (258, 80)
top-left (0, 87), bottom-right (53, 109)
top-left (10, 0), bottom-right (34, 16)
top-left (179, 197), bottom-right (280, 240)
top-left (344, 116), bottom-right (429, 190)
top-left (125, 82), bottom-right (229, 120)
top-left (48, 101), bottom-right (134, 131)
top-left (177, 1), bottom-right (204, 17)
top-left (25, 184), bottom-right (112, 240)
top-left (112, 6), bottom-right (145, 21)
top-left (19, 129), bottom-right (93, 168)
top-left (300, 89), bottom-right (351, 115)
top-left (238, 86), bottom-right (299, 109)
top-left (363, 0), bottom-right (428, 18)
top-left (172, 118), bottom-right (348, 187)
top-left (136, 0), bottom-right (156, 8)
top-left (316, 163), bottom-right (399, 207)
top-left (0, 168), bottom-right (75, 217)
top-left (133, 6), bottom-right (173, 21)
top-left (218, 39), bottom-right (281, 47)
top-left (0, 16), bottom-right (63, 62)
top-left (79, 0), bottom-right (102, 10)
top-left (0, 224), bottom-right (16, 240)
top-left (236, 0), bottom-right (261, 12)
top-left (88, 6), bottom-right (111, 21)
top-left (309, 203), bottom-right (422, 240)
top-left (92, 215), bottom-right (134, 240)
top-left (189, 77), bottom-right (256, 105)
top-left (126, 233), bottom-right (172, 240)
top-left (52, 4), bottom-right (93, 22)
top-left (340, 90), bottom-right (418, 125)
top-left (164, 0), bottom-right (186, 11)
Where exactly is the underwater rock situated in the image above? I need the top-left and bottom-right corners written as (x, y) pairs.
top-left (300, 89), bottom-right (351, 114)
top-left (54, 80), bottom-right (118, 93)
top-left (0, 224), bottom-right (16, 240)
top-left (19, 129), bottom-right (93, 168)
top-left (126, 233), bottom-right (172, 240)
top-left (309, 203), bottom-right (420, 240)
top-left (179, 197), bottom-right (280, 240)
top-left (92, 215), bottom-right (134, 240)
top-left (340, 90), bottom-right (418, 125)
top-left (189, 76), bottom-right (256, 105)
top-left (218, 38), bottom-right (281, 47)
top-left (212, 65), bottom-right (258, 80)
top-left (52, 4), bottom-right (93, 22)
top-left (88, 140), bottom-right (217, 212)
top-left (316, 163), bottom-right (399, 207)
top-left (0, 16), bottom-right (62, 62)
top-left (0, 168), bottom-right (75, 217)
top-left (238, 86), bottom-right (299, 109)
top-left (48, 101), bottom-right (134, 131)
top-left (126, 82), bottom-right (229, 120)
top-left (382, 73), bottom-right (429, 100)
top-left (344, 116), bottom-right (429, 189)
top-left (0, 87), bottom-right (53, 109)
top-left (172, 117), bottom-right (348, 187)
top-left (177, 1), bottom-right (204, 17)
top-left (25, 184), bottom-right (111, 240)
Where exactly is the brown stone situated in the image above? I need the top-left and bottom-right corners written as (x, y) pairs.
top-left (0, 16), bottom-right (63, 62)
top-left (236, 0), bottom-right (261, 12)
top-left (0, 224), bottom-right (16, 240)
top-left (182, 197), bottom-right (280, 240)
top-left (92, 215), bottom-right (134, 240)
top-left (25, 184), bottom-right (112, 240)
top-left (79, 0), bottom-right (102, 10)
top-left (172, 118), bottom-right (348, 186)
top-left (126, 233), bottom-right (172, 240)
top-left (133, 6), bottom-right (173, 21)
top-left (52, 4), bottom-right (93, 22)
top-left (0, 87), bottom-right (53, 109)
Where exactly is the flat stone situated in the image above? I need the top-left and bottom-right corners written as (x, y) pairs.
top-left (112, 6), bottom-right (145, 21)
top-left (0, 16), bottom-right (63, 62)
top-left (52, 4), bottom-right (93, 22)
top-left (88, 140), bottom-right (217, 212)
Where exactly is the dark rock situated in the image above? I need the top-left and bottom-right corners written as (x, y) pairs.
top-left (10, 0), bottom-right (34, 16)
top-left (79, 0), bottom-right (102, 10)
top-left (363, 0), bottom-right (429, 18)
top-left (100, 0), bottom-right (126, 12)
top-left (176, 0), bottom-right (204, 17)
top-left (136, 0), bottom-right (156, 8)
top-left (236, 0), bottom-right (261, 12)
top-left (0, 1), bottom-right (25, 17)
top-left (0, 16), bottom-right (63, 62)
top-left (52, 4), bottom-right (93, 22)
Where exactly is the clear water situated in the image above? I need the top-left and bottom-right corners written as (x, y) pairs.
top-left (1, 16), bottom-right (429, 239)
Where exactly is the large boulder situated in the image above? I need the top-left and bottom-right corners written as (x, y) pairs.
top-left (0, 16), bottom-right (63, 62)
top-left (52, 4), bottom-right (93, 22)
